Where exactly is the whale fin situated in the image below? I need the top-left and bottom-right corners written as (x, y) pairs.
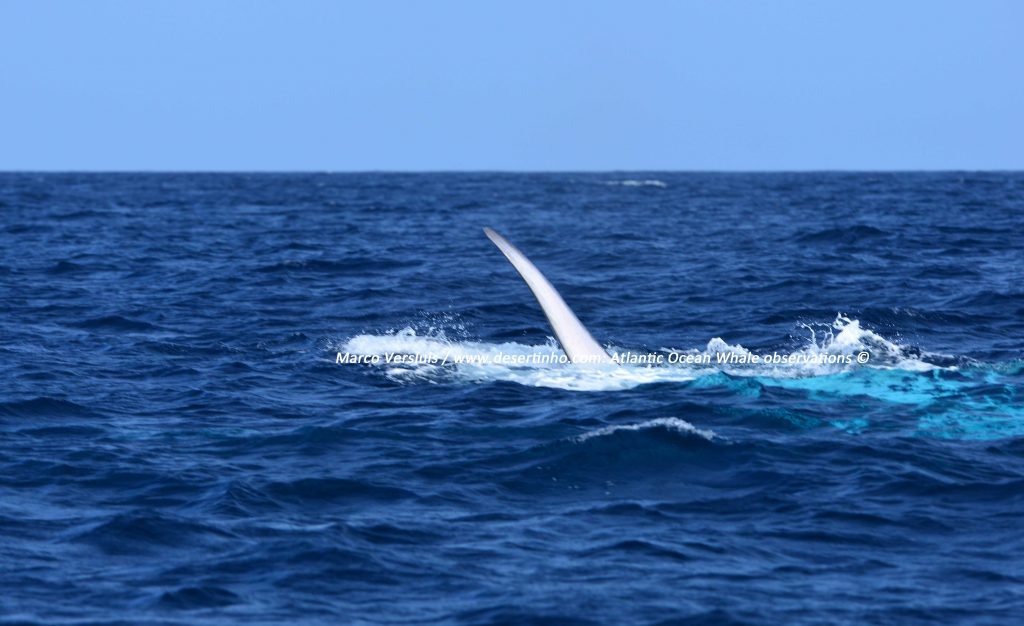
top-left (484, 228), bottom-right (614, 365)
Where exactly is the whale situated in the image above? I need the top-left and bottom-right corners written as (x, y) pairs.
top-left (484, 228), bottom-right (615, 365)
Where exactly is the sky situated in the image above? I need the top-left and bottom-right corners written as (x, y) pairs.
top-left (1, 1), bottom-right (1021, 170)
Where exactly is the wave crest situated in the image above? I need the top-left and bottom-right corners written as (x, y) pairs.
top-left (576, 418), bottom-right (716, 442)
top-left (604, 179), bottom-right (668, 188)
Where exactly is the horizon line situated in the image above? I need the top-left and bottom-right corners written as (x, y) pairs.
top-left (1, 168), bottom-right (1022, 174)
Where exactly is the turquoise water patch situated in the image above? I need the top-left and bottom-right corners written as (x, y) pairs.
top-left (755, 367), bottom-right (1022, 440)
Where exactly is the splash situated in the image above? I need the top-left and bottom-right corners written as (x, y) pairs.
top-left (337, 320), bottom-right (1024, 439)
top-left (338, 315), bottom-right (946, 392)
top-left (343, 328), bottom-right (689, 391)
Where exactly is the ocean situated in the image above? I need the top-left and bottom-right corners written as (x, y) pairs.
top-left (1, 172), bottom-right (1022, 625)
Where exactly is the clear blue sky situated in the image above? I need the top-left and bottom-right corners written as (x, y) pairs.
top-left (1, 1), bottom-right (1021, 170)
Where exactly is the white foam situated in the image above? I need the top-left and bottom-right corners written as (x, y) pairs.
top-left (795, 314), bottom-right (941, 374)
top-left (338, 315), bottom-right (947, 392)
top-left (342, 328), bottom-right (696, 391)
top-left (575, 417), bottom-right (716, 442)
top-left (605, 179), bottom-right (668, 188)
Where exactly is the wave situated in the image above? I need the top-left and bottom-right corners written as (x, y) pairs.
top-left (73, 315), bottom-right (159, 332)
top-left (415, 414), bottom-right (729, 495)
top-left (795, 225), bottom-right (887, 243)
top-left (604, 179), bottom-right (668, 188)
top-left (0, 397), bottom-right (98, 419)
top-left (575, 417), bottom-right (716, 443)
top-left (72, 510), bottom-right (234, 555)
top-left (257, 257), bottom-right (421, 275)
top-left (158, 586), bottom-right (240, 609)
top-left (47, 259), bottom-right (88, 274)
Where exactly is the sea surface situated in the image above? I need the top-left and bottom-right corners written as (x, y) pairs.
top-left (1, 172), bottom-right (1022, 625)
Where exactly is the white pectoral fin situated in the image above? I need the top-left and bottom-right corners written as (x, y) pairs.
top-left (484, 228), bottom-right (614, 365)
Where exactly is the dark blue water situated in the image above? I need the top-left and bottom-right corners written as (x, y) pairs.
top-left (1, 173), bottom-right (1023, 625)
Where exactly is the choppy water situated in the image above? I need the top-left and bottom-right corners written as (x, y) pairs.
top-left (1, 172), bottom-right (1023, 625)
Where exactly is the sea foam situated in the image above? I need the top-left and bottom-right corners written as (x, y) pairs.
top-left (339, 315), bottom-right (946, 393)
